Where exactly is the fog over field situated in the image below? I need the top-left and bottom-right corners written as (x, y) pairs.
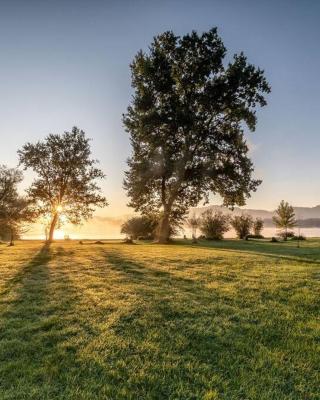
top-left (24, 204), bottom-right (320, 240)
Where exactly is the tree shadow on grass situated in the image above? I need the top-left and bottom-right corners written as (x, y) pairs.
top-left (180, 240), bottom-right (320, 266)
top-left (99, 248), bottom-right (319, 399)
top-left (0, 244), bottom-right (108, 399)
top-left (0, 244), bottom-right (317, 399)
top-left (0, 244), bottom-right (163, 399)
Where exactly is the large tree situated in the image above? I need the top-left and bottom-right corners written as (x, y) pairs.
top-left (18, 127), bottom-right (108, 242)
top-left (123, 28), bottom-right (270, 243)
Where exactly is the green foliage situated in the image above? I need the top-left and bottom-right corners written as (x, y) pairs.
top-left (292, 235), bottom-right (306, 241)
top-left (0, 166), bottom-right (35, 244)
top-left (0, 165), bottom-right (23, 203)
top-left (273, 200), bottom-right (297, 240)
top-left (231, 214), bottom-right (253, 239)
top-left (0, 222), bottom-right (20, 241)
top-left (18, 127), bottom-right (108, 241)
top-left (246, 234), bottom-right (264, 239)
top-left (123, 28), bottom-right (270, 242)
top-left (199, 210), bottom-right (230, 240)
top-left (253, 217), bottom-right (264, 236)
top-left (121, 215), bottom-right (158, 240)
top-left (279, 230), bottom-right (295, 240)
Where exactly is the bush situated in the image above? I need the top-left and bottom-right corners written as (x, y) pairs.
top-left (278, 230), bottom-right (295, 239)
top-left (137, 235), bottom-right (153, 241)
top-left (271, 236), bottom-right (279, 242)
top-left (231, 214), bottom-right (253, 239)
top-left (291, 235), bottom-right (306, 241)
top-left (121, 215), bottom-right (157, 240)
top-left (246, 234), bottom-right (264, 239)
top-left (199, 210), bottom-right (230, 240)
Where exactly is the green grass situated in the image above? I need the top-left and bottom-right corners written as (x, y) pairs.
top-left (0, 239), bottom-right (319, 399)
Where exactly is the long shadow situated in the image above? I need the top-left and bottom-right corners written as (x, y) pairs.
top-left (177, 239), bottom-right (320, 266)
top-left (0, 243), bottom-right (52, 298)
top-left (1, 244), bottom-right (317, 398)
top-left (100, 248), bottom-right (320, 398)
top-left (0, 244), bottom-right (148, 399)
top-left (0, 244), bottom-right (102, 398)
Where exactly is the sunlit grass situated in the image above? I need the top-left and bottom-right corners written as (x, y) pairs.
top-left (0, 239), bottom-right (319, 399)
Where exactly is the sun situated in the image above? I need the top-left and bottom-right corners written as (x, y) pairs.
top-left (54, 229), bottom-right (65, 240)
top-left (56, 204), bottom-right (63, 213)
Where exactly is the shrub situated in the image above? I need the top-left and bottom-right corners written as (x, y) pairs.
top-left (231, 214), bottom-right (253, 239)
top-left (291, 235), bottom-right (306, 241)
top-left (271, 236), bottom-right (279, 242)
top-left (246, 234), bottom-right (264, 239)
top-left (199, 210), bottom-right (230, 240)
top-left (121, 215), bottom-right (158, 240)
top-left (278, 230), bottom-right (295, 239)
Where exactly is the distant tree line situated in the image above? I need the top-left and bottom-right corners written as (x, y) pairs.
top-left (186, 211), bottom-right (264, 241)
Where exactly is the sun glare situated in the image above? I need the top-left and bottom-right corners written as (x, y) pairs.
top-left (54, 229), bottom-right (65, 240)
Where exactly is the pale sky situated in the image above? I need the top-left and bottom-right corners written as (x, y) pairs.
top-left (0, 0), bottom-right (319, 238)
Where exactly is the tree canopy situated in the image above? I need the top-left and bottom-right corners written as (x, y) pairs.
top-left (18, 127), bottom-right (108, 242)
top-left (199, 210), bottom-right (230, 240)
top-left (123, 28), bottom-right (270, 242)
top-left (0, 165), bottom-right (22, 204)
top-left (0, 166), bottom-right (34, 245)
top-left (231, 214), bottom-right (253, 239)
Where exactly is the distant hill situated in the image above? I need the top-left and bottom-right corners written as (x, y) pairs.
top-left (189, 204), bottom-right (320, 227)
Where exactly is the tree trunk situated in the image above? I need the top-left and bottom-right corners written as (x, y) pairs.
top-left (157, 211), bottom-right (170, 244)
top-left (48, 213), bottom-right (58, 243)
top-left (9, 227), bottom-right (14, 246)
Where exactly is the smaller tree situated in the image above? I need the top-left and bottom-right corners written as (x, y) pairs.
top-left (187, 213), bottom-right (201, 242)
top-left (121, 215), bottom-right (158, 240)
top-left (0, 222), bottom-right (20, 242)
top-left (18, 127), bottom-right (108, 242)
top-left (0, 166), bottom-right (23, 203)
top-left (253, 217), bottom-right (264, 237)
top-left (199, 210), bottom-right (230, 240)
top-left (0, 166), bottom-right (35, 245)
top-left (273, 200), bottom-right (296, 240)
top-left (231, 214), bottom-right (253, 239)
top-left (0, 194), bottom-right (35, 246)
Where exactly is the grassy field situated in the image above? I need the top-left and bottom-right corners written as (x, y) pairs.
top-left (0, 239), bottom-right (319, 399)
